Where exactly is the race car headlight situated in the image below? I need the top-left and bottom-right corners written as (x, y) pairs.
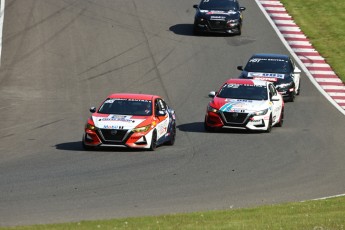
top-left (253, 108), bottom-right (268, 116)
top-left (132, 124), bottom-right (151, 133)
top-left (86, 123), bottom-right (96, 130)
top-left (227, 19), bottom-right (239, 27)
top-left (276, 82), bottom-right (293, 89)
top-left (207, 105), bottom-right (218, 113)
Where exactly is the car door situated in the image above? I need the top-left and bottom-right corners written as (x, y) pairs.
top-left (154, 98), bottom-right (170, 140)
top-left (290, 57), bottom-right (301, 93)
top-left (269, 83), bottom-right (283, 123)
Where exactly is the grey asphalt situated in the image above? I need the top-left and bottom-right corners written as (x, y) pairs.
top-left (0, 0), bottom-right (344, 226)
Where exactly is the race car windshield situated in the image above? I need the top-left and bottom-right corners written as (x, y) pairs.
top-left (98, 99), bottom-right (152, 116)
top-left (244, 58), bottom-right (291, 74)
top-left (199, 0), bottom-right (239, 11)
top-left (218, 84), bottom-right (268, 100)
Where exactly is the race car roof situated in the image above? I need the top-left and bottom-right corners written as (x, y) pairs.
top-left (106, 93), bottom-right (157, 100)
top-left (250, 53), bottom-right (289, 60)
top-left (225, 78), bottom-right (267, 86)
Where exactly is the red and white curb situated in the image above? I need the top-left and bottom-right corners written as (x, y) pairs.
top-left (256, 0), bottom-right (345, 115)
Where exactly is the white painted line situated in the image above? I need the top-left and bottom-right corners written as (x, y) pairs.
top-left (261, 1), bottom-right (283, 5)
top-left (335, 99), bottom-right (345, 103)
top-left (292, 48), bottom-right (318, 53)
top-left (315, 78), bottom-right (342, 83)
top-left (287, 40), bottom-right (312, 46)
top-left (329, 92), bottom-right (345, 97)
top-left (274, 20), bottom-right (296, 25)
top-left (311, 193), bottom-right (345, 201)
top-left (283, 34), bottom-right (307, 39)
top-left (269, 13), bottom-right (292, 18)
top-left (310, 70), bottom-right (337, 75)
top-left (321, 85), bottom-right (345, 90)
top-left (277, 26), bottom-right (301, 32)
top-left (0, 0), bottom-right (5, 65)
top-left (304, 63), bottom-right (330, 68)
top-left (298, 55), bottom-right (325, 61)
top-left (265, 7), bottom-right (286, 11)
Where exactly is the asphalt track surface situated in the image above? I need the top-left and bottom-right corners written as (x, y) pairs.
top-left (0, 0), bottom-right (344, 227)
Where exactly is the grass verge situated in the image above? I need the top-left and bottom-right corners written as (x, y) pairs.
top-left (280, 0), bottom-right (345, 82)
top-left (2, 196), bottom-right (345, 229)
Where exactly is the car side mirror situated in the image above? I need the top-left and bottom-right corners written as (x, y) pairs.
top-left (240, 7), bottom-right (246, 11)
top-left (193, 4), bottom-right (198, 9)
top-left (208, 91), bottom-right (216, 98)
top-left (237, 66), bottom-right (243, 71)
top-left (271, 95), bottom-right (280, 101)
top-left (89, 107), bottom-right (96, 113)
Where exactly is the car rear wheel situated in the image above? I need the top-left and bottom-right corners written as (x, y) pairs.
top-left (149, 130), bottom-right (157, 151)
top-left (166, 124), bottom-right (176, 146)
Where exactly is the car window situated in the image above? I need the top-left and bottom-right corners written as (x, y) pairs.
top-left (269, 84), bottom-right (277, 96)
top-left (244, 57), bottom-right (291, 74)
top-left (217, 84), bottom-right (268, 100)
top-left (155, 98), bottom-right (167, 115)
top-left (98, 98), bottom-right (152, 116)
top-left (199, 0), bottom-right (239, 11)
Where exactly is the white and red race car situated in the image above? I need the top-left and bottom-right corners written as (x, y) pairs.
top-left (82, 93), bottom-right (176, 151)
top-left (204, 79), bottom-right (284, 132)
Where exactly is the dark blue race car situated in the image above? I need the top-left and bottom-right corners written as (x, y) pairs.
top-left (193, 0), bottom-right (246, 35)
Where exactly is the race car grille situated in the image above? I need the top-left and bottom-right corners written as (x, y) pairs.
top-left (222, 112), bottom-right (249, 124)
top-left (208, 20), bottom-right (226, 29)
top-left (98, 129), bottom-right (129, 142)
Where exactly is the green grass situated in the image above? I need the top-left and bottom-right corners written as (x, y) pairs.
top-left (280, 0), bottom-right (345, 82)
top-left (2, 196), bottom-right (345, 229)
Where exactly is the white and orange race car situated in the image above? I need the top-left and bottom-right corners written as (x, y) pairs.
top-left (82, 93), bottom-right (176, 151)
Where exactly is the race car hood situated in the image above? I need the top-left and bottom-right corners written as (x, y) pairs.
top-left (198, 10), bottom-right (240, 20)
top-left (211, 97), bottom-right (269, 113)
top-left (92, 114), bottom-right (148, 130)
top-left (239, 71), bottom-right (288, 84)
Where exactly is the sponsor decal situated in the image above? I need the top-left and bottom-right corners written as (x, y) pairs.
top-left (220, 101), bottom-right (248, 112)
top-left (100, 115), bottom-right (135, 123)
top-left (249, 72), bottom-right (285, 79)
top-left (103, 125), bottom-right (124, 129)
top-left (210, 15), bottom-right (226, 20)
top-left (254, 77), bottom-right (278, 82)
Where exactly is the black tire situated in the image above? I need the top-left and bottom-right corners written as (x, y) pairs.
top-left (237, 25), bottom-right (242, 35)
top-left (288, 93), bottom-right (295, 102)
top-left (276, 108), bottom-right (284, 127)
top-left (166, 124), bottom-right (176, 146)
top-left (149, 130), bottom-right (157, 151)
top-left (265, 115), bottom-right (273, 133)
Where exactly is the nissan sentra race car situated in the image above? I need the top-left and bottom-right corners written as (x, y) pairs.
top-left (193, 0), bottom-right (246, 35)
top-left (237, 53), bottom-right (301, 102)
top-left (204, 79), bottom-right (284, 132)
top-left (82, 93), bottom-right (176, 151)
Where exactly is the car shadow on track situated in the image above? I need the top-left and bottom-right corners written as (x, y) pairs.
top-left (178, 122), bottom-right (258, 134)
top-left (55, 141), bottom-right (146, 152)
top-left (169, 24), bottom-right (238, 37)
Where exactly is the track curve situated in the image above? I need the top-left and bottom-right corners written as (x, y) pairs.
top-left (0, 0), bottom-right (344, 226)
